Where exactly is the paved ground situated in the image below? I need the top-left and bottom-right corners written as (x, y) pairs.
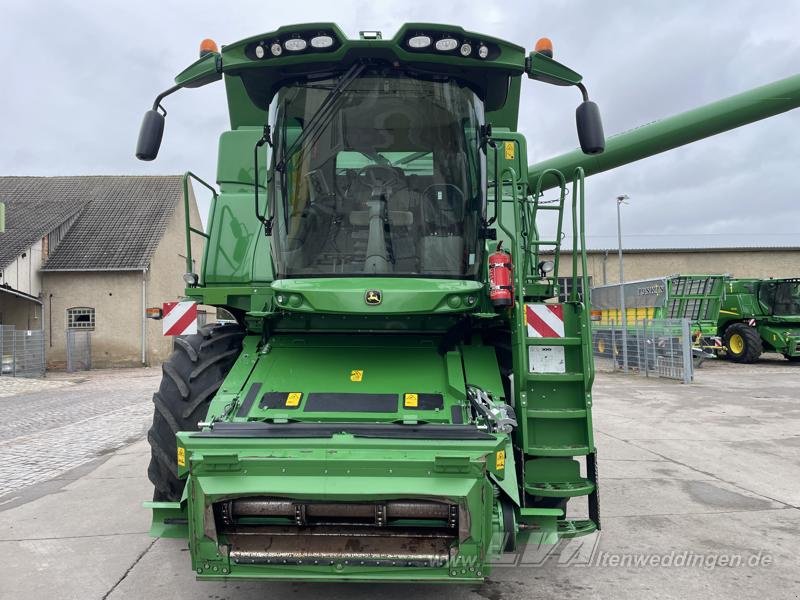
top-left (0, 360), bottom-right (798, 599)
top-left (0, 368), bottom-right (159, 497)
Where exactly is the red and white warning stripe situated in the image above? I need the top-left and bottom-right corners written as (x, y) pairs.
top-left (525, 303), bottom-right (565, 338)
top-left (162, 301), bottom-right (198, 336)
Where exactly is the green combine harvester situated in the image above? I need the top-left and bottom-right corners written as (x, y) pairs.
top-left (719, 277), bottom-right (800, 363)
top-left (135, 23), bottom-right (800, 582)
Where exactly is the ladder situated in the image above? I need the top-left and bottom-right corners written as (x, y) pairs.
top-left (498, 165), bottom-right (599, 538)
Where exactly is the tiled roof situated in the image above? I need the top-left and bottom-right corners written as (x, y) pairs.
top-left (0, 177), bottom-right (88, 269)
top-left (0, 176), bottom-right (183, 271)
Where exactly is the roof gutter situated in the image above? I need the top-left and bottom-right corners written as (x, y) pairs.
top-left (0, 285), bottom-right (43, 305)
top-left (40, 267), bottom-right (150, 272)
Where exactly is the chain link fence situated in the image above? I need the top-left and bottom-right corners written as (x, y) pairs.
top-left (66, 329), bottom-right (92, 372)
top-left (0, 325), bottom-right (46, 378)
top-left (592, 318), bottom-right (694, 383)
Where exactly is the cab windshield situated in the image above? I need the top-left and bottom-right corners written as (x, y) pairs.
top-left (760, 280), bottom-right (800, 316)
top-left (270, 67), bottom-right (485, 278)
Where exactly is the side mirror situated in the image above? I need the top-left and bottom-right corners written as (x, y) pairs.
top-left (135, 109), bottom-right (165, 161)
top-left (576, 101), bottom-right (605, 155)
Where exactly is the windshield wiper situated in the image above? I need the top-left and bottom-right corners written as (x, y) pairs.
top-left (275, 62), bottom-right (365, 173)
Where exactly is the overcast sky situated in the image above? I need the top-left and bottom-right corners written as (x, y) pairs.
top-left (2, 1), bottom-right (799, 248)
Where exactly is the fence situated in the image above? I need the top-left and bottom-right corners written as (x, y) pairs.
top-left (0, 325), bottom-right (46, 378)
top-left (66, 329), bottom-right (92, 372)
top-left (592, 318), bottom-right (694, 383)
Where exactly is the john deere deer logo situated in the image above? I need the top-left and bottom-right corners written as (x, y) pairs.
top-left (365, 290), bottom-right (382, 305)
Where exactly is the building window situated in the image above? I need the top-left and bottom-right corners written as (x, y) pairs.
top-left (67, 307), bottom-right (95, 330)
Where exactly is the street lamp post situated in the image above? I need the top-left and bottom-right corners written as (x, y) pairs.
top-left (616, 194), bottom-right (629, 372)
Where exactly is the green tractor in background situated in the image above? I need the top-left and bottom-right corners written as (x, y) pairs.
top-left (718, 278), bottom-right (800, 363)
top-left (136, 22), bottom-right (800, 583)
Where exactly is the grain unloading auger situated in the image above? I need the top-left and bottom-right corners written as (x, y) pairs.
top-left (135, 23), bottom-right (800, 583)
top-left (528, 72), bottom-right (800, 190)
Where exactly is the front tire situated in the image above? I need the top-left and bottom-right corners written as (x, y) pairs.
top-left (723, 324), bottom-right (762, 364)
top-left (147, 322), bottom-right (245, 501)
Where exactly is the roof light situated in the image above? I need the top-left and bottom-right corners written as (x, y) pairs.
top-left (255, 44), bottom-right (265, 58)
top-left (435, 38), bottom-right (458, 51)
top-left (477, 44), bottom-right (489, 59)
top-left (270, 42), bottom-right (283, 56)
top-left (199, 38), bottom-right (218, 57)
top-left (310, 35), bottom-right (334, 48)
top-left (534, 37), bottom-right (553, 58)
top-left (284, 38), bottom-right (307, 52)
top-left (408, 35), bottom-right (432, 49)
top-left (359, 30), bottom-right (382, 40)
top-left (460, 43), bottom-right (472, 56)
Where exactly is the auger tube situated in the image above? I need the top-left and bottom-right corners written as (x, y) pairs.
top-left (528, 72), bottom-right (800, 191)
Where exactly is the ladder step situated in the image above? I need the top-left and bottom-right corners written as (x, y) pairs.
top-left (525, 478), bottom-right (595, 498)
top-left (557, 519), bottom-right (597, 539)
top-left (527, 408), bottom-right (587, 418)
top-left (532, 205), bottom-right (564, 211)
top-left (528, 240), bottom-right (560, 246)
top-left (527, 445), bottom-right (591, 457)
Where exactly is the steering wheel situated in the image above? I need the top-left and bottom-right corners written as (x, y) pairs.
top-left (356, 164), bottom-right (402, 193)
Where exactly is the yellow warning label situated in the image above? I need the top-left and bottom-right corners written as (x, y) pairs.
top-left (404, 393), bottom-right (418, 408)
top-left (286, 392), bottom-right (302, 407)
top-left (177, 446), bottom-right (186, 467)
top-left (495, 449), bottom-right (506, 470)
top-left (504, 141), bottom-right (515, 160)
top-left (350, 370), bottom-right (364, 382)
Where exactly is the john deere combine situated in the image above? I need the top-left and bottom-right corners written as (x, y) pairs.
top-left (719, 277), bottom-right (800, 363)
top-left (136, 23), bottom-right (800, 582)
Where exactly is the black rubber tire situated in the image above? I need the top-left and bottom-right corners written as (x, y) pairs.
top-left (147, 322), bottom-right (245, 501)
top-left (723, 323), bottom-right (762, 364)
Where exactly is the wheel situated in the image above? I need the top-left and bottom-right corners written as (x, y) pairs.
top-left (147, 322), bottom-right (246, 501)
top-left (723, 324), bottom-right (762, 364)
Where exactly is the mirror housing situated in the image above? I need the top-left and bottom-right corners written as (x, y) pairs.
top-left (576, 100), bottom-right (605, 155)
top-left (135, 109), bottom-right (165, 161)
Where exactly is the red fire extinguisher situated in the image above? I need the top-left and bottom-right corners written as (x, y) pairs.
top-left (489, 242), bottom-right (514, 308)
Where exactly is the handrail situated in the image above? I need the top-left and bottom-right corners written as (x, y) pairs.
top-left (569, 168), bottom-right (588, 304)
top-left (493, 148), bottom-right (516, 245)
top-left (530, 168), bottom-right (567, 287)
top-left (182, 171), bottom-right (216, 276)
top-left (498, 166), bottom-right (524, 311)
top-left (571, 166), bottom-right (594, 388)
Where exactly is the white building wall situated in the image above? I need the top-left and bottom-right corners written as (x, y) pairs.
top-left (0, 240), bottom-right (43, 297)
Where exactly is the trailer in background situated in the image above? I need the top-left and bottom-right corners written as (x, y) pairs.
top-left (591, 274), bottom-right (726, 369)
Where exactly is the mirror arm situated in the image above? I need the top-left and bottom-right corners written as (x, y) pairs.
top-left (576, 82), bottom-right (589, 102)
top-left (151, 84), bottom-right (183, 116)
